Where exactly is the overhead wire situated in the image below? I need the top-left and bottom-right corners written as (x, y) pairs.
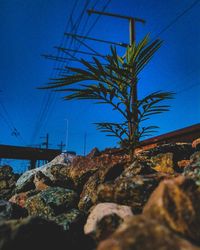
top-left (153, 0), bottom-right (200, 39)
top-left (0, 100), bottom-right (26, 145)
top-left (37, 0), bottom-right (113, 142)
top-left (30, 0), bottom-right (82, 145)
top-left (151, 0), bottom-right (200, 97)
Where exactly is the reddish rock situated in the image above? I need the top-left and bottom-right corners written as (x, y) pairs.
top-left (9, 192), bottom-right (29, 207)
top-left (84, 202), bottom-right (133, 241)
top-left (69, 149), bottom-right (129, 192)
top-left (9, 190), bottom-right (39, 208)
top-left (143, 176), bottom-right (200, 244)
top-left (97, 216), bottom-right (200, 250)
top-left (177, 160), bottom-right (190, 168)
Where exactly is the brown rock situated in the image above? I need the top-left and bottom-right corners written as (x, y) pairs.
top-left (121, 158), bottom-right (156, 177)
top-left (86, 147), bottom-right (101, 158)
top-left (78, 172), bottom-right (101, 211)
top-left (69, 150), bottom-right (128, 192)
top-left (84, 202), bottom-right (133, 241)
top-left (78, 162), bottom-right (127, 212)
top-left (33, 171), bottom-right (52, 190)
top-left (192, 138), bottom-right (200, 150)
top-left (139, 143), bottom-right (194, 173)
top-left (151, 152), bottom-right (174, 174)
top-left (97, 216), bottom-right (200, 250)
top-left (143, 176), bottom-right (200, 244)
top-left (97, 174), bottom-right (163, 213)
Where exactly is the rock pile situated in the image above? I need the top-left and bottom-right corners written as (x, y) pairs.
top-left (0, 139), bottom-right (199, 250)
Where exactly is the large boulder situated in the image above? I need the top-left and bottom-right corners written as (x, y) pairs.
top-left (84, 202), bottom-right (133, 241)
top-left (139, 143), bottom-right (194, 173)
top-left (25, 187), bottom-right (78, 218)
top-left (97, 216), bottom-right (200, 250)
top-left (68, 148), bottom-right (129, 192)
top-left (78, 162), bottom-right (126, 212)
top-left (15, 153), bottom-right (74, 193)
top-left (121, 158), bottom-right (156, 177)
top-left (97, 174), bottom-right (164, 213)
top-left (143, 176), bottom-right (200, 244)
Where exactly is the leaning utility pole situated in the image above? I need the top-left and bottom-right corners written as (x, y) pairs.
top-left (87, 9), bottom-right (145, 147)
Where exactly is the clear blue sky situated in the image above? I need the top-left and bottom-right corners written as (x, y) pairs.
top-left (0, 0), bottom-right (200, 170)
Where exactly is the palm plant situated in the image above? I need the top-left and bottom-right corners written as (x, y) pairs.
top-left (41, 34), bottom-right (174, 157)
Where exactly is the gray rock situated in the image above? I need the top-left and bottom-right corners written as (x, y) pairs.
top-left (15, 153), bottom-right (75, 193)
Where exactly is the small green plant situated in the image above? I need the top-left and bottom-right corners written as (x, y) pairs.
top-left (41, 34), bottom-right (174, 157)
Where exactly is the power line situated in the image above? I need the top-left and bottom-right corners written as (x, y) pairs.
top-left (30, 0), bottom-right (84, 144)
top-left (176, 82), bottom-right (200, 94)
top-left (153, 0), bottom-right (200, 39)
top-left (0, 100), bottom-right (26, 145)
top-left (36, 0), bottom-right (111, 142)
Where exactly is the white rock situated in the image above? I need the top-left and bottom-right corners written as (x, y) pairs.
top-left (84, 202), bottom-right (133, 235)
top-left (16, 153), bottom-right (76, 191)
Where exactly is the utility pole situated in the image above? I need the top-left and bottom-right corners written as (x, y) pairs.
top-left (58, 141), bottom-right (66, 152)
top-left (87, 10), bottom-right (145, 44)
top-left (87, 9), bottom-right (145, 147)
top-left (40, 133), bottom-right (49, 149)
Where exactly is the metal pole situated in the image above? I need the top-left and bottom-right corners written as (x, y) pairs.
top-left (65, 119), bottom-right (69, 153)
top-left (84, 132), bottom-right (87, 156)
